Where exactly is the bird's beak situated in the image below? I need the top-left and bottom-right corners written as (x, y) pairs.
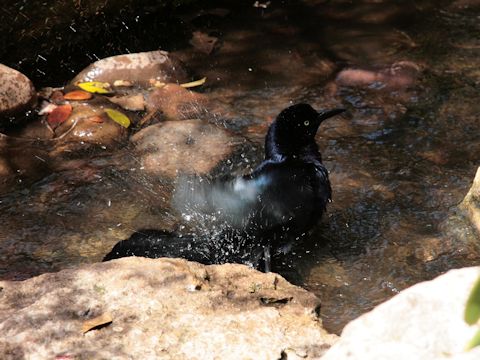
top-left (317, 108), bottom-right (346, 122)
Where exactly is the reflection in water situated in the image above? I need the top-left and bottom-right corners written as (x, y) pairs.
top-left (1, 1), bottom-right (480, 334)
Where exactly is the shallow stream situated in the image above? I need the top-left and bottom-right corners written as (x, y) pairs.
top-left (1, 0), bottom-right (479, 333)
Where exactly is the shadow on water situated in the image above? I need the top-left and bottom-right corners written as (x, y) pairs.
top-left (1, 0), bottom-right (480, 334)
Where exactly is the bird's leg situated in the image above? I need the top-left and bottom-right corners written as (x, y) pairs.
top-left (263, 245), bottom-right (271, 273)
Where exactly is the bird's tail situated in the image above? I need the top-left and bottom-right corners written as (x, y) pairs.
top-left (103, 229), bottom-right (212, 263)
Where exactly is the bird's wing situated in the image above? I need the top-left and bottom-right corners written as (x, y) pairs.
top-left (172, 160), bottom-right (325, 233)
top-left (172, 172), bottom-right (272, 229)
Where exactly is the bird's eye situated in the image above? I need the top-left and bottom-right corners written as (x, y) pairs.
top-left (304, 121), bottom-right (309, 126)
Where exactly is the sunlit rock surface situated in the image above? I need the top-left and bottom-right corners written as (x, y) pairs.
top-left (71, 51), bottom-right (188, 87)
top-left (0, 257), bottom-right (337, 359)
top-left (132, 119), bottom-right (244, 177)
top-left (322, 267), bottom-right (480, 360)
top-left (459, 167), bottom-right (480, 236)
top-left (439, 167), bottom-right (480, 257)
top-left (0, 64), bottom-right (36, 122)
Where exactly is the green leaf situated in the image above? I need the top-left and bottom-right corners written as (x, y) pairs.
top-left (465, 276), bottom-right (480, 325)
top-left (180, 77), bottom-right (206, 88)
top-left (77, 81), bottom-right (111, 94)
top-left (466, 328), bottom-right (480, 351)
top-left (105, 108), bottom-right (131, 128)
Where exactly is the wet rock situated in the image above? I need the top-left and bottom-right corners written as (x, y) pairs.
top-left (0, 257), bottom-right (337, 359)
top-left (336, 62), bottom-right (420, 90)
top-left (190, 31), bottom-right (220, 54)
top-left (0, 135), bottom-right (52, 193)
top-left (50, 104), bottom-right (129, 156)
top-left (441, 167), bottom-right (480, 247)
top-left (145, 83), bottom-right (208, 120)
top-left (71, 51), bottom-right (189, 88)
top-left (322, 267), bottom-right (480, 360)
top-left (0, 64), bottom-right (37, 122)
top-left (132, 119), bottom-right (242, 177)
top-left (108, 94), bottom-right (145, 111)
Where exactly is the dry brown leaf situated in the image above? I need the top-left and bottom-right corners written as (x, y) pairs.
top-left (64, 90), bottom-right (93, 101)
top-left (81, 312), bottom-right (113, 333)
top-left (47, 104), bottom-right (72, 127)
top-left (87, 115), bottom-right (105, 124)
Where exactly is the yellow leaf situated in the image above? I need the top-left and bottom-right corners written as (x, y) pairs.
top-left (180, 77), bottom-right (207, 88)
top-left (81, 312), bottom-right (113, 333)
top-left (77, 81), bottom-right (111, 94)
top-left (105, 108), bottom-right (131, 128)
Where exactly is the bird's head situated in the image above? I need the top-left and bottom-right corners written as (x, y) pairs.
top-left (266, 103), bottom-right (345, 159)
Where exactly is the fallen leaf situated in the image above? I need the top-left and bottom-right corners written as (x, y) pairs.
top-left (87, 115), bottom-right (104, 124)
top-left (105, 108), bottom-right (131, 128)
top-left (64, 90), bottom-right (93, 101)
top-left (77, 81), bottom-right (111, 94)
top-left (54, 355), bottom-right (74, 360)
top-left (47, 104), bottom-right (72, 126)
top-left (180, 77), bottom-right (207, 88)
top-left (82, 312), bottom-right (113, 333)
top-left (113, 79), bottom-right (133, 87)
top-left (108, 94), bottom-right (145, 111)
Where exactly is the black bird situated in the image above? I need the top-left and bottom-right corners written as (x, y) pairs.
top-left (104, 104), bottom-right (345, 270)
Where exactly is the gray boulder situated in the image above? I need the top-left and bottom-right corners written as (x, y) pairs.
top-left (322, 267), bottom-right (480, 360)
top-left (0, 257), bottom-right (337, 359)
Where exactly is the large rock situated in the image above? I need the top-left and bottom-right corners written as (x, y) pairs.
top-left (0, 257), bottom-right (337, 359)
top-left (71, 51), bottom-right (188, 87)
top-left (322, 267), bottom-right (480, 360)
top-left (132, 120), bottom-right (244, 177)
top-left (0, 64), bottom-right (36, 121)
top-left (459, 167), bottom-right (480, 235)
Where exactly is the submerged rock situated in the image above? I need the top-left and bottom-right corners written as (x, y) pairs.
top-left (0, 257), bottom-right (337, 359)
top-left (146, 83), bottom-right (208, 120)
top-left (0, 135), bottom-right (52, 194)
top-left (322, 267), bottom-right (480, 360)
top-left (132, 119), bottom-right (243, 177)
top-left (336, 61), bottom-right (420, 90)
top-left (71, 51), bottom-right (189, 88)
top-left (0, 64), bottom-right (37, 123)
